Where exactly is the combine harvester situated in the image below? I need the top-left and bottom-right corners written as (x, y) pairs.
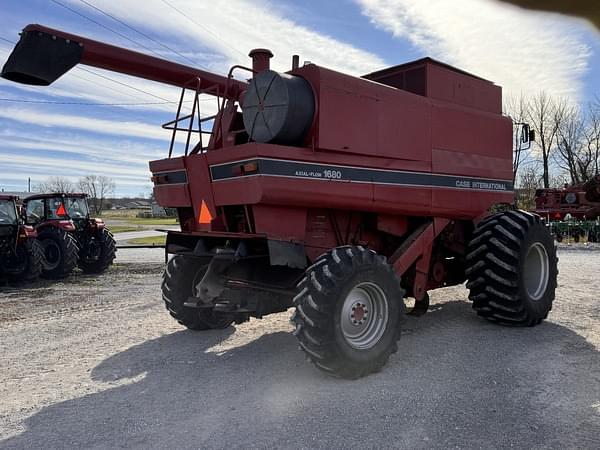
top-left (2, 25), bottom-right (558, 378)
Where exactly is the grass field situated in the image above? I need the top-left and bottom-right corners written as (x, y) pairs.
top-left (128, 235), bottom-right (167, 245)
top-left (108, 226), bottom-right (143, 234)
top-left (126, 218), bottom-right (178, 225)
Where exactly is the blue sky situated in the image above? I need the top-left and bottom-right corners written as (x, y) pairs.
top-left (0, 0), bottom-right (598, 196)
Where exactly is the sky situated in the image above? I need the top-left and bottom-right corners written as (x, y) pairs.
top-left (0, 0), bottom-right (598, 196)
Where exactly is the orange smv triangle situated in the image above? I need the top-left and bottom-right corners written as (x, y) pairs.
top-left (56, 203), bottom-right (67, 217)
top-left (198, 200), bottom-right (213, 224)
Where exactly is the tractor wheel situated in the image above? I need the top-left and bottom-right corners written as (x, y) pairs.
top-left (292, 246), bottom-right (404, 379)
top-left (466, 210), bottom-right (558, 326)
top-left (38, 227), bottom-right (79, 279)
top-left (161, 255), bottom-right (234, 330)
top-left (8, 239), bottom-right (43, 285)
top-left (79, 228), bottom-right (117, 274)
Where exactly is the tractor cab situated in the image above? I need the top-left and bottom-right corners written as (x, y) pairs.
top-left (21, 193), bottom-right (115, 278)
top-left (0, 194), bottom-right (41, 284)
top-left (0, 195), bottom-right (19, 225)
top-left (0, 195), bottom-right (20, 245)
top-left (23, 193), bottom-right (89, 227)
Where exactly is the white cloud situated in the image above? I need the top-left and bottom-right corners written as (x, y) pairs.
top-left (356, 0), bottom-right (590, 99)
top-left (0, 107), bottom-right (168, 141)
top-left (61, 0), bottom-right (385, 75)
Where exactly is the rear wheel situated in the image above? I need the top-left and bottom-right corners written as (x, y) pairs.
top-left (8, 239), bottom-right (43, 284)
top-left (38, 227), bottom-right (79, 279)
top-left (79, 228), bottom-right (117, 274)
top-left (162, 255), bottom-right (233, 330)
top-left (292, 246), bottom-right (404, 379)
top-left (466, 210), bottom-right (558, 326)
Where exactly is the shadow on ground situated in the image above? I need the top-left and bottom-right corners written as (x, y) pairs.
top-left (2, 300), bottom-right (599, 449)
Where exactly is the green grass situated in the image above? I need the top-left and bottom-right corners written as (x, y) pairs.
top-left (126, 218), bottom-right (178, 225)
top-left (109, 226), bottom-right (143, 233)
top-left (100, 209), bottom-right (146, 219)
top-left (128, 235), bottom-right (167, 245)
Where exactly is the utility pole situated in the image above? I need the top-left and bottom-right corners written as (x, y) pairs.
top-left (28, 177), bottom-right (31, 192)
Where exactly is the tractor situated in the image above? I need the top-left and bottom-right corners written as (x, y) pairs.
top-left (22, 193), bottom-right (116, 278)
top-left (2, 25), bottom-right (558, 378)
top-left (0, 194), bottom-right (42, 284)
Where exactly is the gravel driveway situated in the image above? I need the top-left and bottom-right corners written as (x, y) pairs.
top-left (0, 247), bottom-right (598, 449)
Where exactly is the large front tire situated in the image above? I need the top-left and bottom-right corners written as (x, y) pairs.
top-left (8, 239), bottom-right (43, 285)
top-left (292, 246), bottom-right (404, 379)
top-left (466, 210), bottom-right (558, 326)
top-left (79, 228), bottom-right (117, 274)
top-left (162, 255), bottom-right (233, 330)
top-left (38, 227), bottom-right (79, 279)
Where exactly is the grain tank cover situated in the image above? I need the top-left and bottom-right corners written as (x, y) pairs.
top-left (242, 70), bottom-right (315, 145)
top-left (363, 57), bottom-right (502, 114)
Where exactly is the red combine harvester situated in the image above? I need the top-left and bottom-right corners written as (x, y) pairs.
top-left (2, 25), bottom-right (558, 378)
top-left (533, 175), bottom-right (600, 221)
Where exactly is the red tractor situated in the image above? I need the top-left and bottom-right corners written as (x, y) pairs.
top-left (0, 194), bottom-right (42, 284)
top-left (2, 25), bottom-right (558, 378)
top-left (21, 193), bottom-right (116, 278)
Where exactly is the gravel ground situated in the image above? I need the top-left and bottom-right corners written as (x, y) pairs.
top-left (0, 247), bottom-right (598, 449)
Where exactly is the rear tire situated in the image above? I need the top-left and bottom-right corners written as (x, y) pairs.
top-left (38, 227), bottom-right (79, 279)
top-left (79, 228), bottom-right (117, 274)
top-left (466, 210), bottom-right (558, 326)
top-left (8, 239), bottom-right (43, 285)
top-left (162, 255), bottom-right (233, 330)
top-left (292, 246), bottom-right (404, 379)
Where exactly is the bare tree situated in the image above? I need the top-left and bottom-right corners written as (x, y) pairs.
top-left (78, 175), bottom-right (115, 215)
top-left (527, 92), bottom-right (566, 188)
top-left (549, 172), bottom-right (570, 189)
top-left (35, 176), bottom-right (75, 193)
top-left (555, 103), bottom-right (600, 185)
top-left (584, 101), bottom-right (600, 178)
top-left (555, 105), bottom-right (585, 184)
top-left (505, 93), bottom-right (532, 182)
top-left (515, 165), bottom-right (542, 210)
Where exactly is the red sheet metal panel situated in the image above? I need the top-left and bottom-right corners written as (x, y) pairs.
top-left (427, 63), bottom-right (502, 115)
top-left (430, 102), bottom-right (512, 162)
top-left (316, 66), bottom-right (431, 162)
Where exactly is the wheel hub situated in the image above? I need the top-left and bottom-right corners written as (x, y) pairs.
top-left (341, 282), bottom-right (389, 350)
top-left (41, 239), bottom-right (61, 271)
top-left (523, 242), bottom-right (550, 301)
top-left (351, 302), bottom-right (368, 325)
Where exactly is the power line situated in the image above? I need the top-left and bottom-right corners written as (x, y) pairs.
top-left (75, 67), bottom-right (216, 104)
top-left (0, 36), bottom-right (16, 45)
top-left (50, 0), bottom-right (166, 60)
top-left (158, 0), bottom-right (248, 60)
top-left (0, 97), bottom-right (180, 106)
top-left (76, 66), bottom-right (173, 102)
top-left (75, 0), bottom-right (207, 69)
